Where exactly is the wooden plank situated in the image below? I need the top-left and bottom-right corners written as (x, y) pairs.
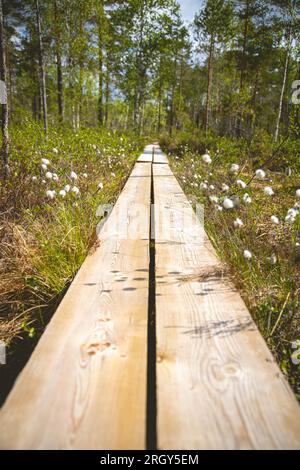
top-left (0, 160), bottom-right (152, 450)
top-left (153, 145), bottom-right (168, 164)
top-left (137, 144), bottom-right (168, 164)
top-left (137, 144), bottom-right (153, 163)
top-left (154, 156), bottom-right (300, 450)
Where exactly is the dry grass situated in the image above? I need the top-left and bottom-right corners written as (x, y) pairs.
top-left (0, 123), bottom-right (144, 348)
top-left (163, 136), bottom-right (300, 398)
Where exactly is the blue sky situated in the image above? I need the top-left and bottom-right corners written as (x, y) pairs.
top-left (178, 0), bottom-right (203, 22)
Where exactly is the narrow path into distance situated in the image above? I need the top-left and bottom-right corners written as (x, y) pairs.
top-left (0, 145), bottom-right (300, 450)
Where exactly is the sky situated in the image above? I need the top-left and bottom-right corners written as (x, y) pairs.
top-left (178, 0), bottom-right (203, 22)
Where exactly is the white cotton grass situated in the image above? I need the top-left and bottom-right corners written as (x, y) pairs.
top-left (255, 169), bottom-right (266, 180)
top-left (287, 208), bottom-right (298, 217)
top-left (223, 197), bottom-right (234, 210)
top-left (243, 193), bottom-right (252, 204)
top-left (237, 179), bottom-right (247, 189)
top-left (264, 186), bottom-right (274, 196)
top-left (72, 186), bottom-right (80, 195)
top-left (70, 171), bottom-right (78, 180)
top-left (111, 172), bottom-right (116, 178)
top-left (202, 153), bottom-right (212, 164)
top-left (98, 182), bottom-right (104, 190)
top-left (32, 176), bottom-right (37, 182)
top-left (200, 182), bottom-right (208, 190)
top-left (296, 189), bottom-right (300, 199)
top-left (45, 171), bottom-right (53, 180)
top-left (53, 173), bottom-right (59, 182)
top-left (64, 184), bottom-right (71, 192)
top-left (222, 183), bottom-right (230, 192)
top-left (271, 215), bottom-right (280, 225)
top-left (41, 158), bottom-right (50, 166)
top-left (234, 218), bottom-right (244, 228)
top-left (209, 195), bottom-right (219, 204)
top-left (59, 189), bottom-right (66, 198)
top-left (270, 253), bottom-right (277, 265)
top-left (285, 215), bottom-right (296, 225)
top-left (41, 163), bottom-right (48, 171)
top-left (46, 190), bottom-right (55, 199)
top-left (82, 173), bottom-right (88, 178)
top-left (285, 209), bottom-right (297, 224)
top-left (243, 250), bottom-right (252, 260)
top-left (230, 163), bottom-right (239, 174)
top-left (52, 148), bottom-right (58, 154)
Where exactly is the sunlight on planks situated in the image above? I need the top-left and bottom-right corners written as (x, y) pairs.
top-left (154, 155), bottom-right (300, 450)
top-left (1, 145), bottom-right (300, 451)
top-left (0, 158), bottom-right (151, 450)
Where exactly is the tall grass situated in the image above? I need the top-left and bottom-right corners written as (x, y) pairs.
top-left (162, 132), bottom-right (300, 398)
top-left (0, 121), bottom-right (144, 346)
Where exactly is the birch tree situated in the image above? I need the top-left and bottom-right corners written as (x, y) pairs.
top-left (273, 0), bottom-right (298, 142)
top-left (35, 0), bottom-right (48, 134)
top-left (0, 0), bottom-right (9, 177)
top-left (194, 0), bottom-right (234, 134)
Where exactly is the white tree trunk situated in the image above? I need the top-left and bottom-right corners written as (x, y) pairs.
top-left (0, 0), bottom-right (9, 177)
top-left (35, 0), bottom-right (48, 135)
top-left (274, 51), bottom-right (289, 142)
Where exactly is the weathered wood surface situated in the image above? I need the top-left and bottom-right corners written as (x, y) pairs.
top-left (154, 160), bottom-right (300, 450)
top-left (153, 145), bottom-right (168, 164)
top-left (137, 144), bottom-right (168, 164)
top-left (1, 144), bottom-right (300, 451)
top-left (137, 144), bottom-right (153, 163)
top-left (0, 160), bottom-right (151, 450)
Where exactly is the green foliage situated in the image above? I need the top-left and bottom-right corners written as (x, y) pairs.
top-left (162, 132), bottom-right (300, 396)
top-left (0, 121), bottom-right (144, 344)
top-left (1, 0), bottom-right (299, 139)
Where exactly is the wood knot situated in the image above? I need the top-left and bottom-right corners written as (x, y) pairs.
top-left (157, 352), bottom-right (164, 363)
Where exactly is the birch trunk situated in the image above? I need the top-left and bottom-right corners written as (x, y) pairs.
top-left (35, 0), bottom-right (48, 135)
top-left (274, 33), bottom-right (291, 142)
top-left (54, 0), bottom-right (64, 122)
top-left (98, 0), bottom-right (104, 126)
top-left (204, 35), bottom-right (214, 135)
top-left (0, 0), bottom-right (9, 178)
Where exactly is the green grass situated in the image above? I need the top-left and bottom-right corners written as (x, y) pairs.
top-left (162, 133), bottom-right (300, 398)
top-left (0, 121), bottom-right (144, 345)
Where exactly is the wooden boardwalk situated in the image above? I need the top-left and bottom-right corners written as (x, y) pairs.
top-left (0, 145), bottom-right (300, 450)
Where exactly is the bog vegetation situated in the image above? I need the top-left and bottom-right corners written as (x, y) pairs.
top-left (0, 0), bottom-right (299, 397)
top-left (0, 123), bottom-right (143, 346)
top-left (161, 132), bottom-right (300, 397)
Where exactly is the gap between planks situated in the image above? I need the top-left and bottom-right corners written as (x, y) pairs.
top-left (0, 160), bottom-right (152, 450)
top-left (153, 160), bottom-right (300, 450)
top-left (0, 146), bottom-right (300, 450)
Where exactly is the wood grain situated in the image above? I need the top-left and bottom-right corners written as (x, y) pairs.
top-left (0, 160), bottom-right (152, 450)
top-left (2, 145), bottom-right (300, 450)
top-left (137, 144), bottom-right (154, 163)
top-left (137, 144), bottom-right (168, 164)
top-left (153, 145), bottom-right (168, 164)
top-left (153, 159), bottom-right (300, 450)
